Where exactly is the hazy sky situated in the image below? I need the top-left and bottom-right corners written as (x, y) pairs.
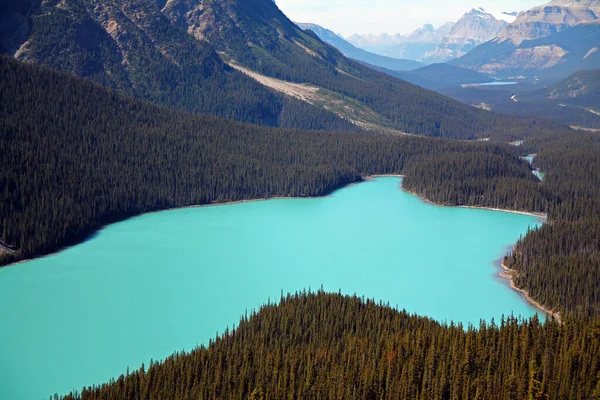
top-left (276, 0), bottom-right (544, 37)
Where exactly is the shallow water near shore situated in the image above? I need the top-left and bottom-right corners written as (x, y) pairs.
top-left (0, 177), bottom-right (542, 399)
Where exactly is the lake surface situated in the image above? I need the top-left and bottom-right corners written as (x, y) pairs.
top-left (478, 81), bottom-right (517, 86)
top-left (0, 177), bottom-right (542, 400)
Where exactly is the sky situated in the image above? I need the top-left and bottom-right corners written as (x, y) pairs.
top-left (276, 0), bottom-right (545, 37)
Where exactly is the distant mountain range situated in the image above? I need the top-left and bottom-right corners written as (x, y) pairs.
top-left (347, 24), bottom-right (452, 62)
top-left (346, 8), bottom-right (508, 63)
top-left (295, 23), bottom-right (423, 71)
top-left (451, 0), bottom-right (600, 83)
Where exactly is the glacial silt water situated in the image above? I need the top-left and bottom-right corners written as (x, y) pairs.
top-left (0, 177), bottom-right (542, 399)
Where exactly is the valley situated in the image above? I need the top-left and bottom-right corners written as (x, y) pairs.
top-left (0, 0), bottom-right (599, 398)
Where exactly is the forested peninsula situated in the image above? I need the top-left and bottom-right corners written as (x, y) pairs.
top-left (60, 292), bottom-right (600, 400)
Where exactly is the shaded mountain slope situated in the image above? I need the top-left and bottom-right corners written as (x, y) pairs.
top-left (543, 69), bottom-right (600, 107)
top-left (367, 63), bottom-right (493, 91)
top-left (161, 0), bottom-right (562, 139)
top-left (2, 0), bottom-right (573, 138)
top-left (7, 0), bottom-right (357, 131)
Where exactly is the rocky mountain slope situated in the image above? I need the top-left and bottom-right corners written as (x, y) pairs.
top-left (423, 9), bottom-right (507, 63)
top-left (295, 23), bottom-right (423, 71)
top-left (450, 1), bottom-right (599, 82)
top-left (3, 0), bottom-right (361, 131)
top-left (533, 69), bottom-right (600, 107)
top-left (1, 0), bottom-right (563, 139)
top-left (497, 1), bottom-right (598, 45)
top-left (452, 19), bottom-right (600, 82)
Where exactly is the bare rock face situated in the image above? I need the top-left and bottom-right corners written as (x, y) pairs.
top-left (497, 3), bottom-right (598, 45)
top-left (451, 1), bottom-right (600, 82)
top-left (423, 9), bottom-right (507, 63)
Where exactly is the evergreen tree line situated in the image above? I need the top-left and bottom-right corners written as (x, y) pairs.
top-left (504, 133), bottom-right (600, 316)
top-left (59, 291), bottom-right (600, 400)
top-left (0, 56), bottom-right (537, 266)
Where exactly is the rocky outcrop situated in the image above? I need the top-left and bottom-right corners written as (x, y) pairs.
top-left (497, 2), bottom-right (598, 45)
top-left (452, 19), bottom-right (600, 82)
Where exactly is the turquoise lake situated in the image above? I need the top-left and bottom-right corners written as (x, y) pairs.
top-left (0, 177), bottom-right (543, 399)
top-left (477, 81), bottom-right (517, 86)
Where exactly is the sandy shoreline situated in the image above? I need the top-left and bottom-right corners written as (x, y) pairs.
top-left (499, 259), bottom-right (562, 322)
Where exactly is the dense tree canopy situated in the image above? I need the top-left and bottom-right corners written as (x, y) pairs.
top-left (59, 291), bottom-right (600, 400)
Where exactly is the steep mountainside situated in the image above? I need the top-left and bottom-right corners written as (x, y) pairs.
top-left (535, 69), bottom-right (600, 107)
top-left (423, 9), bottom-right (507, 63)
top-left (498, 2), bottom-right (598, 45)
top-left (160, 0), bottom-right (532, 139)
top-left (0, 0), bottom-right (38, 54)
top-left (3, 0), bottom-right (569, 138)
top-left (452, 19), bottom-right (600, 82)
top-left (4, 0), bottom-right (356, 131)
top-left (295, 23), bottom-right (423, 71)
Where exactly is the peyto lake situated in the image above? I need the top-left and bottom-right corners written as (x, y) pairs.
top-left (0, 177), bottom-right (543, 400)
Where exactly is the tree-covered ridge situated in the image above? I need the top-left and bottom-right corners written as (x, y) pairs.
top-left (0, 56), bottom-right (541, 266)
top-left (10, 0), bottom-right (356, 131)
top-left (59, 291), bottom-right (600, 400)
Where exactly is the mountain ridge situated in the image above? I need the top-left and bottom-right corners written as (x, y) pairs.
top-left (423, 8), bottom-right (507, 63)
top-left (295, 23), bottom-right (423, 71)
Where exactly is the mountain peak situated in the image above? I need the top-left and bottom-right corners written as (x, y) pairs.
top-left (422, 23), bottom-right (435, 32)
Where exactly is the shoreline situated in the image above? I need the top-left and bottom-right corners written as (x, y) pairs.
top-left (499, 259), bottom-right (562, 322)
top-left (2, 173), bottom-right (550, 322)
top-left (401, 187), bottom-right (547, 220)
top-left (1, 174), bottom-right (559, 323)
